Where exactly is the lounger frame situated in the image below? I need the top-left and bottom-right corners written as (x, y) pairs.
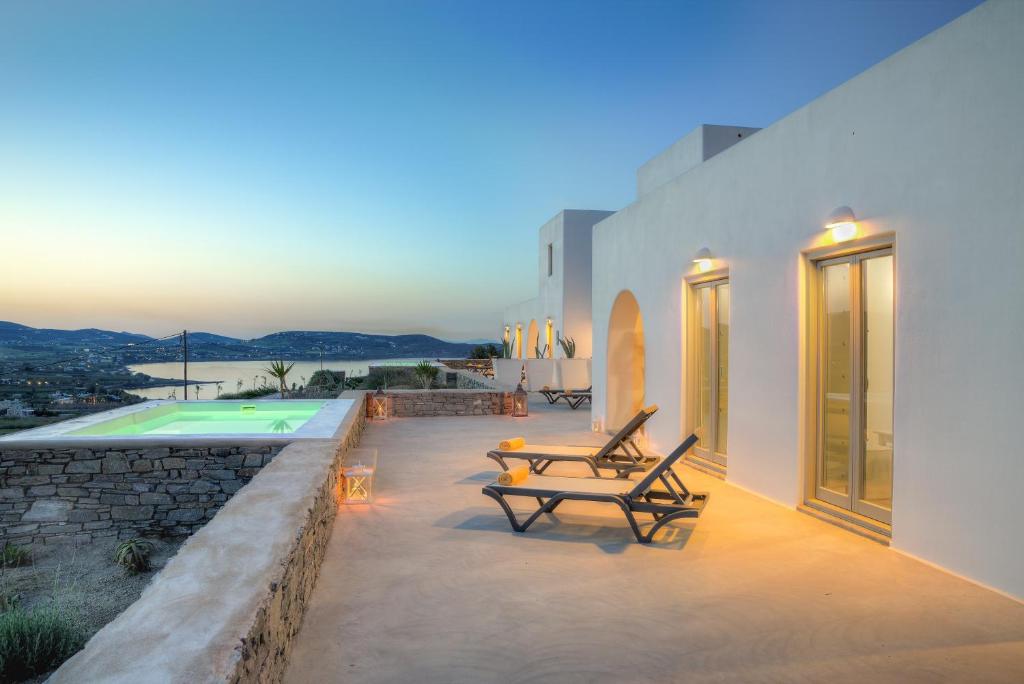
top-left (483, 435), bottom-right (707, 543)
top-left (487, 406), bottom-right (659, 478)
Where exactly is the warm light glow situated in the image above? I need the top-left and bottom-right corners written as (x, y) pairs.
top-left (371, 390), bottom-right (389, 419)
top-left (825, 206), bottom-right (858, 243)
top-left (829, 221), bottom-right (858, 242)
top-left (512, 383), bottom-right (529, 417)
top-left (343, 464), bottom-right (375, 504)
top-left (545, 318), bottom-right (553, 357)
top-left (692, 247), bottom-right (714, 273)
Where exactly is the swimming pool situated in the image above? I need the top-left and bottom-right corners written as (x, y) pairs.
top-left (0, 399), bottom-right (356, 444)
top-left (68, 401), bottom-right (327, 436)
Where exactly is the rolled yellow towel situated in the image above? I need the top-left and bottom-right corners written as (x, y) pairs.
top-left (498, 436), bottom-right (525, 451)
top-left (497, 464), bottom-right (530, 486)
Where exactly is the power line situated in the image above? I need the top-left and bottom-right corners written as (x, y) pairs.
top-left (0, 332), bottom-right (184, 378)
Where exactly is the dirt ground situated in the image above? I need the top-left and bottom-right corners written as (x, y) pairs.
top-left (1, 537), bottom-right (184, 639)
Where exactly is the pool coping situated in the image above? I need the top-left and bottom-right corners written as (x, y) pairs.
top-left (0, 398), bottom-right (355, 449)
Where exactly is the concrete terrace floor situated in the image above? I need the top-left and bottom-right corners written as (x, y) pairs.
top-left (285, 399), bottom-right (1024, 684)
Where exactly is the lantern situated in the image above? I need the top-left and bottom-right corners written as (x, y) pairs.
top-left (592, 417), bottom-right (605, 433)
top-left (342, 449), bottom-right (377, 504)
top-left (371, 388), bottom-right (389, 420)
top-left (512, 383), bottom-right (529, 417)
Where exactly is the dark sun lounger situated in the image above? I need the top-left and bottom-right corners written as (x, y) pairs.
top-left (487, 405), bottom-right (660, 478)
top-left (482, 434), bottom-right (706, 543)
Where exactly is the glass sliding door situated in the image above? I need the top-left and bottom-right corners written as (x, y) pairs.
top-left (692, 279), bottom-right (729, 465)
top-left (815, 250), bottom-right (893, 523)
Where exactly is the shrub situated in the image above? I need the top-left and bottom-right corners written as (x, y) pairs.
top-left (216, 386), bottom-right (278, 400)
top-left (114, 538), bottom-right (153, 574)
top-left (413, 361), bottom-right (439, 389)
top-left (0, 604), bottom-right (86, 681)
top-left (557, 332), bottom-right (576, 359)
top-left (1, 543), bottom-right (30, 569)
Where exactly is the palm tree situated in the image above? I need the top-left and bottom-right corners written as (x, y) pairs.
top-left (237, 379), bottom-right (244, 392)
top-left (264, 360), bottom-right (295, 397)
top-left (216, 382), bottom-right (223, 397)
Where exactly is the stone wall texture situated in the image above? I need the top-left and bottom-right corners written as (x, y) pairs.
top-left (231, 414), bottom-right (366, 683)
top-left (365, 389), bottom-right (512, 417)
top-left (49, 394), bottom-right (367, 684)
top-left (0, 444), bottom-right (282, 544)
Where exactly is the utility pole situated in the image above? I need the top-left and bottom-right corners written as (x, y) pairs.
top-left (182, 330), bottom-right (188, 401)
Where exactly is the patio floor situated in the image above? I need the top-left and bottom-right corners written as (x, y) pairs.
top-left (285, 400), bottom-right (1024, 684)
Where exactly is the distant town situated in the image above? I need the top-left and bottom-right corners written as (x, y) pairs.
top-left (0, 321), bottom-right (481, 435)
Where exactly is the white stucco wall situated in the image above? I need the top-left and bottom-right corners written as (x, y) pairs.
top-left (502, 210), bottom-right (612, 359)
top-left (636, 124), bottom-right (761, 198)
top-left (591, 0), bottom-right (1024, 598)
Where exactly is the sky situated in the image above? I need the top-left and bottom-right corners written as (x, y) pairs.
top-left (0, 0), bottom-right (981, 341)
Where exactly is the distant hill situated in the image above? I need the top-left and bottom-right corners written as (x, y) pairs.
top-left (0, 321), bottom-right (150, 347)
top-left (0, 322), bottom-right (478, 362)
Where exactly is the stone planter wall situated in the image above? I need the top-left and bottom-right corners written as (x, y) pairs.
top-left (50, 394), bottom-right (367, 684)
top-left (365, 390), bottom-right (513, 417)
top-left (0, 444), bottom-right (282, 545)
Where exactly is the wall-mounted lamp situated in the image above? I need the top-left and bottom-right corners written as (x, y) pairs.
top-left (692, 247), bottom-right (713, 273)
top-left (826, 206), bottom-right (858, 243)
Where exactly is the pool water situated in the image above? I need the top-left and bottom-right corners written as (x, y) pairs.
top-left (68, 401), bottom-right (328, 436)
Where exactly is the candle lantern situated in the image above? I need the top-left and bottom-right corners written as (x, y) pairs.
top-left (342, 449), bottom-right (377, 504)
top-left (592, 418), bottom-right (605, 433)
top-left (371, 388), bottom-right (389, 420)
top-left (512, 383), bottom-right (529, 417)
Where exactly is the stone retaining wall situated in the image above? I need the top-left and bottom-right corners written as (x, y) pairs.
top-left (0, 444), bottom-right (282, 544)
top-left (365, 389), bottom-right (512, 417)
top-left (50, 393), bottom-right (367, 684)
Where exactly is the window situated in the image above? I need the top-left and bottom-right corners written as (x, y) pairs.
top-left (691, 279), bottom-right (729, 465)
top-left (815, 249), bottom-right (893, 523)
top-left (547, 243), bottom-right (553, 277)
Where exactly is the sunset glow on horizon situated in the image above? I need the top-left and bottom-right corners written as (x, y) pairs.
top-left (0, 1), bottom-right (978, 340)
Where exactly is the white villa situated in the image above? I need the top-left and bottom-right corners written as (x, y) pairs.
top-left (501, 0), bottom-right (1024, 600)
top-left (497, 209), bottom-right (612, 391)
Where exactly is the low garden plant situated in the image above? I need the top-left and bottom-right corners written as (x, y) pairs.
top-left (113, 538), bottom-right (153, 574)
top-left (1, 543), bottom-right (31, 569)
top-left (413, 361), bottom-right (439, 389)
top-left (0, 603), bottom-right (86, 681)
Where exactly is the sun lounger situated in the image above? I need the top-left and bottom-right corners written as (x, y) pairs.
top-left (555, 387), bottom-right (591, 409)
top-left (482, 434), bottom-right (706, 543)
top-left (487, 405), bottom-right (659, 478)
top-left (538, 387), bottom-right (563, 404)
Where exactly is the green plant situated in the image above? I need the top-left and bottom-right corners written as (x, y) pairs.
top-left (534, 343), bottom-right (549, 359)
top-left (0, 604), bottom-right (86, 681)
top-left (413, 361), bottom-right (439, 389)
top-left (557, 332), bottom-right (576, 359)
top-left (500, 338), bottom-right (513, 359)
top-left (264, 359), bottom-right (295, 397)
top-left (216, 386), bottom-right (278, 400)
top-left (114, 538), bottom-right (154, 574)
top-left (469, 344), bottom-right (499, 359)
top-left (1, 543), bottom-right (30, 569)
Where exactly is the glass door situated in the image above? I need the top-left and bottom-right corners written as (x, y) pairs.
top-left (693, 279), bottom-right (729, 465)
top-left (815, 250), bottom-right (893, 523)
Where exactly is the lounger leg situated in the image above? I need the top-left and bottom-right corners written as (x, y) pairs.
top-left (486, 452), bottom-right (510, 471)
top-left (483, 488), bottom-right (564, 534)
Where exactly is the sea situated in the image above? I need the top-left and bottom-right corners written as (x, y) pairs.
top-left (126, 359), bottom-right (426, 400)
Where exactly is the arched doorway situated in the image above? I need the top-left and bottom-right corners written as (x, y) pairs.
top-left (606, 290), bottom-right (645, 431)
top-left (527, 320), bottom-right (539, 358)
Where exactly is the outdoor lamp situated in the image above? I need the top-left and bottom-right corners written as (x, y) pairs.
top-left (693, 247), bottom-right (713, 273)
top-left (512, 382), bottom-right (529, 417)
top-left (371, 387), bottom-right (389, 420)
top-left (826, 206), bottom-right (858, 243)
top-left (343, 461), bottom-right (375, 504)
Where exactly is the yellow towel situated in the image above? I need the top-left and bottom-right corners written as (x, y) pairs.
top-left (497, 465), bottom-right (529, 486)
top-left (498, 437), bottom-right (525, 451)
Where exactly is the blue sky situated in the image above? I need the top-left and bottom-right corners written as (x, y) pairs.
top-left (0, 0), bottom-right (981, 340)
